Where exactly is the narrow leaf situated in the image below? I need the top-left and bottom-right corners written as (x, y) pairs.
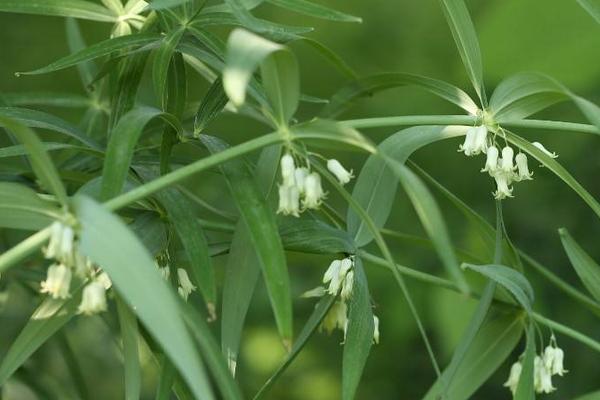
top-left (153, 27), bottom-right (186, 110)
top-left (559, 228), bottom-right (600, 302)
top-left (116, 297), bottom-right (141, 400)
top-left (0, 0), bottom-right (117, 22)
top-left (577, 0), bottom-right (600, 24)
top-left (0, 182), bottom-right (61, 230)
top-left (514, 324), bottom-right (536, 400)
top-left (193, 78), bottom-right (229, 134)
top-left (265, 0), bottom-right (361, 22)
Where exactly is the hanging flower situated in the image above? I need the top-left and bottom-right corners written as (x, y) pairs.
top-left (504, 361), bottom-right (522, 395)
top-left (493, 173), bottom-right (513, 199)
top-left (303, 172), bottom-right (325, 209)
top-left (177, 268), bottom-right (196, 301)
top-left (96, 272), bottom-right (112, 290)
top-left (44, 221), bottom-right (75, 265)
top-left (481, 145), bottom-right (499, 175)
top-left (500, 146), bottom-right (516, 173)
top-left (323, 257), bottom-right (352, 296)
top-left (340, 270), bottom-right (354, 301)
top-left (544, 342), bottom-right (567, 376)
top-left (277, 184), bottom-right (300, 217)
top-left (532, 142), bottom-right (558, 158)
top-left (78, 280), bottom-right (108, 315)
top-left (472, 126), bottom-right (489, 155)
top-left (320, 301), bottom-right (347, 335)
top-left (280, 153), bottom-right (296, 186)
top-left (327, 159), bottom-right (354, 185)
top-left (534, 355), bottom-right (556, 394)
top-left (40, 263), bottom-right (72, 299)
top-left (294, 167), bottom-right (309, 194)
top-left (373, 315), bottom-right (380, 344)
top-left (515, 153), bottom-right (533, 181)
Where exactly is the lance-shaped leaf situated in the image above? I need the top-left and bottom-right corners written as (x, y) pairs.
top-left (1, 92), bottom-right (89, 108)
top-left (577, 0), bottom-right (600, 24)
top-left (265, 0), bottom-right (361, 23)
top-left (514, 324), bottom-right (536, 400)
top-left (0, 116), bottom-right (68, 205)
top-left (0, 0), bottom-right (117, 22)
top-left (438, 0), bottom-right (486, 105)
top-left (115, 297), bottom-right (141, 400)
top-left (321, 72), bottom-right (479, 117)
top-left (74, 195), bottom-right (215, 400)
top-left (153, 27), bottom-right (186, 110)
top-left (279, 216), bottom-right (356, 255)
top-left (0, 182), bottom-right (61, 230)
top-left (194, 78), bottom-right (230, 135)
top-left (202, 135), bottom-right (292, 345)
top-left (223, 28), bottom-right (299, 125)
top-left (559, 228), bottom-right (600, 302)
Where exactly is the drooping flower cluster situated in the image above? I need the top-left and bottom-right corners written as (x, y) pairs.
top-left (277, 153), bottom-right (353, 217)
top-left (458, 126), bottom-right (558, 199)
top-left (504, 336), bottom-right (567, 395)
top-left (41, 220), bottom-right (111, 316)
top-left (303, 256), bottom-right (379, 344)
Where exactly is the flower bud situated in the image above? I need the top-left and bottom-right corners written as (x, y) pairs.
top-left (280, 153), bottom-right (296, 186)
top-left (327, 159), bottom-right (354, 185)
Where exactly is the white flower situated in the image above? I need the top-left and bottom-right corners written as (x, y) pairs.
top-left (78, 281), bottom-right (107, 315)
top-left (373, 315), bottom-right (380, 344)
top-left (472, 126), bottom-right (489, 155)
top-left (96, 272), bottom-right (112, 290)
top-left (504, 361), bottom-right (522, 395)
top-left (534, 355), bottom-right (555, 394)
top-left (277, 184), bottom-right (300, 217)
top-left (532, 142), bottom-right (558, 158)
top-left (294, 167), bottom-right (309, 194)
top-left (323, 258), bottom-right (353, 296)
top-left (159, 266), bottom-right (170, 281)
top-left (40, 263), bottom-right (72, 299)
top-left (301, 286), bottom-right (326, 298)
top-left (458, 127), bottom-right (478, 156)
top-left (500, 146), bottom-right (516, 173)
top-left (303, 172), bottom-right (325, 209)
top-left (177, 268), bottom-right (196, 301)
top-left (320, 301), bottom-right (347, 335)
top-left (44, 221), bottom-right (75, 265)
top-left (493, 173), bottom-right (513, 200)
top-left (74, 251), bottom-right (93, 278)
top-left (280, 153), bottom-right (296, 186)
top-left (544, 344), bottom-right (567, 376)
top-left (327, 159), bottom-right (354, 185)
top-left (481, 145), bottom-right (499, 175)
top-left (340, 270), bottom-right (354, 301)
top-left (515, 153), bottom-right (533, 181)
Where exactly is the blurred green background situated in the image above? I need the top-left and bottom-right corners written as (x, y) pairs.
top-left (1, 0), bottom-right (600, 399)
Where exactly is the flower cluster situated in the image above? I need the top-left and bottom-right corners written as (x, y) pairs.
top-left (303, 256), bottom-right (379, 344)
top-left (155, 260), bottom-right (197, 301)
top-left (504, 337), bottom-right (567, 395)
top-left (458, 126), bottom-right (557, 199)
top-left (107, 0), bottom-right (149, 37)
top-left (277, 153), bottom-right (353, 217)
top-left (41, 221), bottom-right (110, 316)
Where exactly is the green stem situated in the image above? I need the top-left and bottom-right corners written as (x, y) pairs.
top-left (532, 313), bottom-right (600, 353)
top-left (502, 119), bottom-right (600, 135)
top-left (0, 227), bottom-right (51, 274)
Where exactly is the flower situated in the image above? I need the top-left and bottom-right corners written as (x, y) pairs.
top-left (500, 146), bottom-right (516, 173)
top-left (177, 268), bottom-right (196, 301)
top-left (544, 343), bottom-right (567, 376)
top-left (280, 153), bottom-right (296, 186)
top-left (481, 145), bottom-right (499, 175)
top-left (340, 270), bottom-right (354, 301)
top-left (78, 280), bottom-right (108, 315)
top-left (534, 355), bottom-right (555, 393)
top-left (40, 263), bottom-right (72, 299)
top-left (320, 301), bottom-right (347, 335)
top-left (504, 361), bottom-right (522, 395)
top-left (458, 127), bottom-right (477, 156)
top-left (472, 126), bottom-right (489, 155)
top-left (294, 167), bottom-right (309, 194)
top-left (74, 251), bottom-right (93, 278)
top-left (159, 266), bottom-right (170, 281)
top-left (323, 258), bottom-right (353, 296)
top-left (277, 184), bottom-right (300, 217)
top-left (532, 142), bottom-right (558, 158)
top-left (373, 315), bottom-right (380, 344)
top-left (493, 173), bottom-right (513, 199)
top-left (303, 172), bottom-right (325, 209)
top-left (96, 272), bottom-right (112, 290)
top-left (44, 221), bottom-right (75, 265)
top-left (327, 159), bottom-right (354, 185)
top-left (515, 153), bottom-right (533, 181)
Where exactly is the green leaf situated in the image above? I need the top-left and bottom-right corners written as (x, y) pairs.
top-left (438, 0), bottom-right (486, 105)
top-left (342, 257), bottom-right (374, 400)
top-left (0, 92), bottom-right (90, 108)
top-left (18, 33), bottom-right (161, 76)
top-left (65, 18), bottom-right (98, 90)
top-left (0, 107), bottom-right (102, 150)
top-left (296, 37), bottom-right (357, 80)
top-left (424, 310), bottom-right (524, 400)
top-left (265, 0), bottom-right (361, 22)
top-left (202, 135), bottom-right (292, 345)
top-left (0, 293), bottom-right (80, 385)
top-left (348, 125), bottom-right (468, 247)
top-left (153, 27), bottom-right (186, 110)
top-left (223, 28), bottom-right (299, 125)
top-left (0, 116), bottom-right (68, 205)
top-left (129, 211), bottom-right (168, 256)
top-left (193, 78), bottom-right (229, 135)
top-left (384, 160), bottom-right (468, 293)
top-left (577, 0), bottom-right (600, 24)
top-left (321, 72), bottom-right (479, 118)
top-left (559, 228), bottom-right (600, 303)
top-left (505, 130), bottom-right (600, 220)
top-left (0, 0), bottom-right (117, 22)
top-left (74, 195), bottom-right (215, 400)
top-left (100, 107), bottom-right (181, 200)
top-left (0, 182), bottom-right (61, 230)
top-left (279, 216), bottom-right (355, 254)
top-left (575, 390), bottom-right (600, 400)
top-left (514, 324), bottom-right (535, 400)
top-left (463, 264), bottom-right (534, 313)
top-left (158, 188), bottom-right (217, 317)
top-left (115, 297), bottom-right (141, 400)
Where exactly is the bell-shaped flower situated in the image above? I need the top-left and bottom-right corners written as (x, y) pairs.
top-left (327, 159), bottom-right (354, 185)
top-left (323, 260), bottom-right (345, 295)
top-left (78, 280), bottom-right (107, 315)
top-left (44, 221), bottom-right (75, 265)
top-left (280, 153), bottom-right (296, 186)
top-left (373, 315), bottom-right (380, 344)
top-left (500, 146), bottom-right (516, 173)
top-left (294, 167), bottom-right (309, 194)
top-left (544, 344), bottom-right (567, 376)
top-left (493, 173), bottom-right (514, 200)
top-left (40, 263), bottom-right (72, 299)
top-left (74, 251), bottom-right (93, 278)
top-left (177, 268), bottom-right (196, 301)
top-left (515, 153), bottom-right (533, 181)
top-left (472, 126), bottom-right (489, 155)
top-left (458, 127), bottom-right (478, 156)
top-left (303, 172), bottom-right (325, 209)
top-left (320, 301), bottom-right (347, 335)
top-left (481, 145), bottom-right (499, 175)
top-left (97, 271), bottom-right (112, 290)
top-left (277, 184), bottom-right (300, 217)
top-left (534, 355), bottom-right (556, 394)
top-left (504, 361), bottom-right (522, 395)
top-left (340, 269), bottom-right (354, 301)
top-left (532, 142), bottom-right (558, 158)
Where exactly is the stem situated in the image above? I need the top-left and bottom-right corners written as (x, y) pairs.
top-left (532, 313), bottom-right (600, 353)
top-left (0, 227), bottom-right (51, 274)
top-left (502, 119), bottom-right (600, 135)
